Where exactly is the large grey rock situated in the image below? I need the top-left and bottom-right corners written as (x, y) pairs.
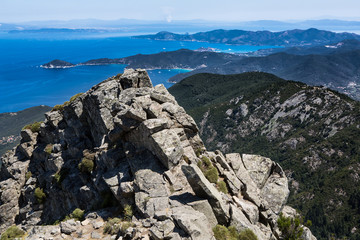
top-left (149, 219), bottom-right (175, 239)
top-left (230, 204), bottom-right (267, 240)
top-left (260, 163), bottom-right (289, 214)
top-left (233, 196), bottom-right (259, 224)
top-left (182, 164), bottom-right (230, 224)
top-left (172, 205), bottom-right (214, 240)
top-left (149, 129), bottom-right (184, 169)
top-left (60, 219), bottom-right (77, 234)
top-left (120, 68), bottom-right (153, 89)
top-left (242, 154), bottom-right (273, 189)
top-left (188, 200), bottom-right (218, 228)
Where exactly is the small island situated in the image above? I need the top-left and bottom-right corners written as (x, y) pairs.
top-left (41, 59), bottom-right (76, 69)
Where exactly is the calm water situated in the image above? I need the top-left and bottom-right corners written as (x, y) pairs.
top-left (0, 32), bottom-right (277, 113)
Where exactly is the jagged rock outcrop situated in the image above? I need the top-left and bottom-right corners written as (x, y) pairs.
top-left (0, 69), bottom-right (316, 239)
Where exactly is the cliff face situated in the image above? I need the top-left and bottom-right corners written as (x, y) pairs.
top-left (0, 69), bottom-right (315, 239)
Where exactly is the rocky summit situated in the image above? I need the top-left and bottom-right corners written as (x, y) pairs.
top-left (0, 69), bottom-right (316, 240)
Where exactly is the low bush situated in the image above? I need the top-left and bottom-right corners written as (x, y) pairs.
top-left (217, 180), bottom-right (228, 194)
top-left (45, 144), bottom-right (53, 155)
top-left (54, 168), bottom-right (69, 185)
top-left (277, 213), bottom-right (308, 240)
top-left (183, 155), bottom-right (190, 164)
top-left (120, 221), bottom-right (134, 234)
top-left (197, 155), bottom-right (219, 184)
top-left (52, 104), bottom-right (64, 112)
top-left (213, 225), bottom-right (231, 240)
top-left (23, 121), bottom-right (42, 133)
top-left (103, 218), bottom-right (121, 235)
top-left (238, 228), bottom-right (258, 240)
top-left (70, 208), bottom-right (84, 221)
top-left (201, 156), bottom-right (212, 167)
top-left (0, 225), bottom-right (25, 240)
top-left (34, 187), bottom-right (46, 204)
top-left (195, 148), bottom-right (203, 157)
top-left (205, 166), bottom-right (219, 183)
top-left (213, 225), bottom-right (258, 240)
top-left (78, 158), bottom-right (94, 173)
top-left (123, 204), bottom-right (133, 221)
top-left (69, 93), bottom-right (83, 103)
top-left (25, 171), bottom-right (32, 181)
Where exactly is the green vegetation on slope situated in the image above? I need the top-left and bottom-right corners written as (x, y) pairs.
top-left (169, 72), bottom-right (360, 239)
top-left (0, 105), bottom-right (51, 156)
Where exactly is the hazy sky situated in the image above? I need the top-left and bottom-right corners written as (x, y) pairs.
top-left (1, 0), bottom-right (360, 23)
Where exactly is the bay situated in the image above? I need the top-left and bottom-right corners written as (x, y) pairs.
top-left (0, 32), bottom-right (277, 113)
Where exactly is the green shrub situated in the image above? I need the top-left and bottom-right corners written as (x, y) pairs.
top-left (44, 144), bottom-right (53, 155)
top-left (54, 168), bottom-right (69, 185)
top-left (70, 208), bottom-right (84, 221)
top-left (238, 229), bottom-right (258, 240)
top-left (228, 226), bottom-right (239, 239)
top-left (52, 104), bottom-right (64, 112)
top-left (183, 155), bottom-right (190, 164)
top-left (213, 225), bottom-right (257, 240)
top-left (78, 158), bottom-right (94, 173)
top-left (120, 221), bottom-right (134, 234)
top-left (205, 166), bottom-right (219, 183)
top-left (277, 213), bottom-right (304, 240)
top-left (103, 218), bottom-right (121, 235)
top-left (25, 171), bottom-right (32, 181)
top-left (217, 180), bottom-right (228, 194)
top-left (197, 155), bottom-right (219, 184)
top-left (34, 187), bottom-right (46, 204)
top-left (213, 225), bottom-right (231, 240)
top-left (201, 156), bottom-right (212, 167)
top-left (213, 225), bottom-right (239, 240)
top-left (0, 225), bottom-right (25, 240)
top-left (195, 148), bottom-right (203, 157)
top-left (123, 204), bottom-right (133, 221)
top-left (52, 219), bottom-right (61, 225)
top-left (69, 93), bottom-right (83, 103)
top-left (197, 155), bottom-right (210, 171)
top-left (23, 121), bottom-right (42, 133)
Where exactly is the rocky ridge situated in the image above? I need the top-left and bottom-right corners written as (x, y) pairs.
top-left (0, 69), bottom-right (315, 239)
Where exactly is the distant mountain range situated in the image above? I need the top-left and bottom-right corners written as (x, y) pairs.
top-left (42, 38), bottom-right (360, 101)
top-left (134, 28), bottom-right (360, 46)
top-left (250, 39), bottom-right (360, 56)
top-left (169, 48), bottom-right (360, 100)
top-left (41, 49), bottom-right (244, 70)
top-left (2, 19), bottom-right (360, 32)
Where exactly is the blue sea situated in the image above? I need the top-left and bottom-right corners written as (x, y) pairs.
top-left (0, 32), bottom-right (277, 113)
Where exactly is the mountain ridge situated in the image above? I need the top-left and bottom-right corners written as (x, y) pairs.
top-left (169, 49), bottom-right (360, 100)
top-left (134, 28), bottom-right (360, 46)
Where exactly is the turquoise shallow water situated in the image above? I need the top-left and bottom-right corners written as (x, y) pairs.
top-left (0, 32), bottom-right (277, 113)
